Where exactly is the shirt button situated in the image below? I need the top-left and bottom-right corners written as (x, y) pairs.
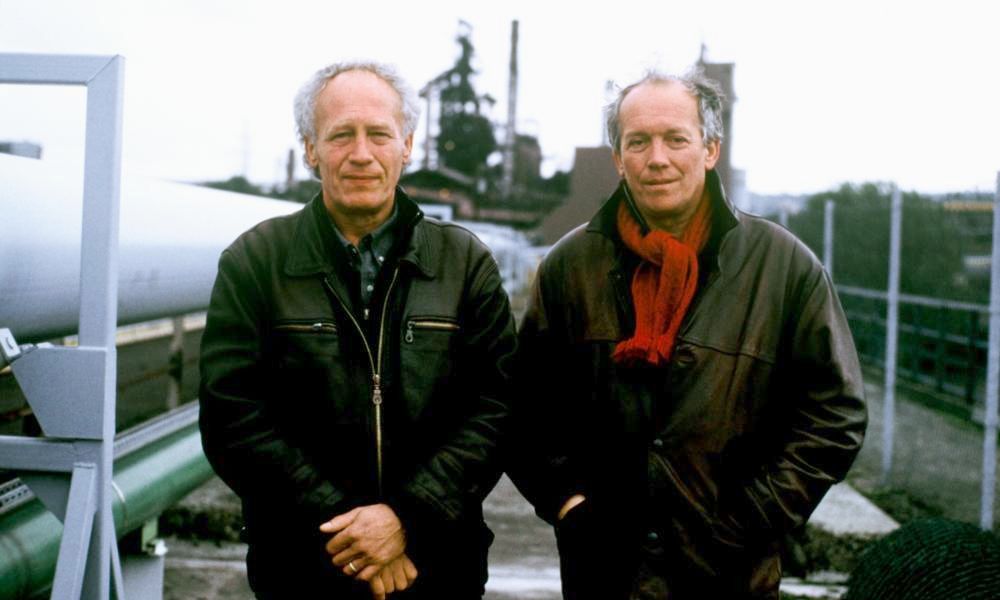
top-left (647, 531), bottom-right (659, 542)
top-left (366, 284), bottom-right (374, 292)
top-left (652, 438), bottom-right (664, 448)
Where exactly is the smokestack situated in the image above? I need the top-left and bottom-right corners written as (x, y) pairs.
top-left (603, 80), bottom-right (614, 146)
top-left (501, 20), bottom-right (519, 201)
top-left (285, 148), bottom-right (295, 191)
top-left (419, 83), bottom-right (435, 170)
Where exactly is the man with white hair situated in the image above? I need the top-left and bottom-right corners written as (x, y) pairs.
top-left (200, 61), bottom-right (516, 599)
top-left (509, 69), bottom-right (867, 599)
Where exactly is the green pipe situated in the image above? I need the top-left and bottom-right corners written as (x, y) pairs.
top-left (0, 422), bottom-right (214, 599)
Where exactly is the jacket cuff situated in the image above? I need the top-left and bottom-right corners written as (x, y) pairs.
top-left (385, 487), bottom-right (436, 560)
top-left (537, 459), bottom-right (587, 524)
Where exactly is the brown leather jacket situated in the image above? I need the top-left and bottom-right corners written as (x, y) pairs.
top-left (509, 171), bottom-right (867, 598)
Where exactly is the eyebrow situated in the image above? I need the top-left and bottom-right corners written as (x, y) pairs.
top-left (324, 120), bottom-right (396, 135)
top-left (624, 126), bottom-right (694, 140)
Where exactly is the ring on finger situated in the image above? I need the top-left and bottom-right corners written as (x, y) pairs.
top-left (348, 560), bottom-right (359, 574)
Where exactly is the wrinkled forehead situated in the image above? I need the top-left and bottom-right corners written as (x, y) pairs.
top-left (621, 80), bottom-right (697, 115)
top-left (319, 70), bottom-right (405, 125)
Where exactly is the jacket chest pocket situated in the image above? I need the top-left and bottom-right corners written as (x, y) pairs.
top-left (269, 319), bottom-right (357, 421)
top-left (272, 320), bottom-right (341, 360)
top-left (399, 316), bottom-right (460, 420)
top-left (404, 317), bottom-right (460, 344)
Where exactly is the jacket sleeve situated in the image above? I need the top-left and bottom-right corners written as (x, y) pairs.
top-left (388, 249), bottom-right (517, 529)
top-left (504, 258), bottom-right (587, 525)
top-left (198, 247), bottom-right (351, 526)
top-left (725, 266), bottom-right (868, 540)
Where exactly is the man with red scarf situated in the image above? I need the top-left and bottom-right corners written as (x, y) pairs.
top-left (509, 70), bottom-right (867, 599)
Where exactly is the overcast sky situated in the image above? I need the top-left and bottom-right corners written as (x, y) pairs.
top-left (1, 0), bottom-right (998, 196)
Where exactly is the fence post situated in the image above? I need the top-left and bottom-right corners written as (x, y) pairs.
top-left (935, 306), bottom-right (947, 393)
top-left (967, 311), bottom-right (979, 405)
top-left (166, 316), bottom-right (185, 410)
top-left (882, 186), bottom-right (902, 485)
top-left (824, 199), bottom-right (835, 277)
top-left (981, 171), bottom-right (1000, 530)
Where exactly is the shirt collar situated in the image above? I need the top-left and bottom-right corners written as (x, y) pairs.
top-left (330, 202), bottom-right (399, 258)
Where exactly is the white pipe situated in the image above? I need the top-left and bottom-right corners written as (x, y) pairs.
top-left (1, 153), bottom-right (298, 342)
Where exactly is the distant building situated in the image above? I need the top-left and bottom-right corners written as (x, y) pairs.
top-left (409, 23), bottom-right (563, 230)
top-left (697, 50), bottom-right (735, 196)
top-left (941, 195), bottom-right (995, 281)
top-left (538, 146), bottom-right (619, 245)
top-left (0, 141), bottom-right (42, 159)
top-left (730, 168), bottom-right (748, 212)
top-left (512, 134), bottom-right (542, 189)
top-left (400, 166), bottom-right (478, 220)
top-left (744, 192), bottom-right (809, 218)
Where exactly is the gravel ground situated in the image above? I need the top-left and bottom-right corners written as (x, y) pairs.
top-left (846, 376), bottom-right (1000, 529)
top-left (164, 538), bottom-right (253, 600)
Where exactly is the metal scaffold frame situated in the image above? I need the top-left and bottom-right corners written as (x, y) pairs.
top-left (816, 176), bottom-right (1000, 529)
top-left (981, 171), bottom-right (1000, 530)
top-left (0, 53), bottom-right (125, 598)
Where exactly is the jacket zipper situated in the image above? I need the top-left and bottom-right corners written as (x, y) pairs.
top-left (323, 267), bottom-right (400, 496)
top-left (404, 319), bottom-right (460, 343)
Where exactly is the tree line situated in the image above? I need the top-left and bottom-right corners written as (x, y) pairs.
top-left (784, 183), bottom-right (992, 304)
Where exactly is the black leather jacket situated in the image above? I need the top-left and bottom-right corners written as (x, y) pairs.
top-left (199, 190), bottom-right (516, 596)
top-left (510, 172), bottom-right (867, 599)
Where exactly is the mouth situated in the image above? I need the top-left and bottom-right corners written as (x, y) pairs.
top-left (343, 175), bottom-right (381, 183)
top-left (643, 179), bottom-right (678, 186)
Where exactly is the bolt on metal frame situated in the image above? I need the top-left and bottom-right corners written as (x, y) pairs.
top-left (0, 53), bottom-right (124, 598)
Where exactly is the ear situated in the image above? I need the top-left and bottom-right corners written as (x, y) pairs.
top-left (612, 150), bottom-right (625, 178)
top-left (704, 139), bottom-right (721, 170)
top-left (402, 132), bottom-right (414, 164)
top-left (304, 137), bottom-right (319, 168)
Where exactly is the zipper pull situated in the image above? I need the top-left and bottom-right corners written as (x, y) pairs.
top-left (405, 321), bottom-right (414, 343)
top-left (372, 374), bottom-right (383, 405)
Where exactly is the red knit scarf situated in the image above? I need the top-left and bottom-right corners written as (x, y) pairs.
top-left (613, 189), bottom-right (713, 367)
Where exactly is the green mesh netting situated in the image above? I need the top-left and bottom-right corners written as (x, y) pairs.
top-left (846, 518), bottom-right (1000, 600)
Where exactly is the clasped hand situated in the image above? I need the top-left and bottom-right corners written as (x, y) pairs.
top-left (320, 503), bottom-right (418, 599)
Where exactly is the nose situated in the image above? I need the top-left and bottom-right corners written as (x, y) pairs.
top-left (647, 139), bottom-right (671, 168)
top-left (349, 135), bottom-right (375, 163)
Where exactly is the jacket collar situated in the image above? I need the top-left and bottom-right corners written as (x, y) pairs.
top-left (586, 169), bottom-right (740, 272)
top-left (284, 186), bottom-right (431, 278)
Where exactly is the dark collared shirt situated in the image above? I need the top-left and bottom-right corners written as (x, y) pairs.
top-left (330, 204), bottom-right (397, 318)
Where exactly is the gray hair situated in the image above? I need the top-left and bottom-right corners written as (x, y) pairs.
top-left (294, 60), bottom-right (420, 177)
top-left (605, 68), bottom-right (725, 153)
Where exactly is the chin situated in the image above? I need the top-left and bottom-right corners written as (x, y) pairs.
top-left (638, 194), bottom-right (683, 213)
top-left (341, 194), bottom-right (392, 215)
